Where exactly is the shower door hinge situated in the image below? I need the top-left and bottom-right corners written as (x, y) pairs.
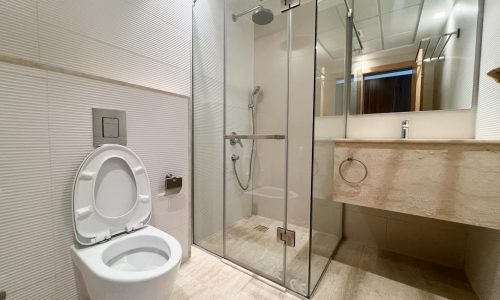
top-left (277, 227), bottom-right (295, 247)
top-left (281, 0), bottom-right (300, 13)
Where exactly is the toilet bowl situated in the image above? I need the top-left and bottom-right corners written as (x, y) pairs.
top-left (71, 144), bottom-right (182, 300)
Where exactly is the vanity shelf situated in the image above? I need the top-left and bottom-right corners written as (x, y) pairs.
top-left (333, 139), bottom-right (500, 230)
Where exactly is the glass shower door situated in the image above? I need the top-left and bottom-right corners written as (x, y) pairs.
top-left (224, 0), bottom-right (289, 284)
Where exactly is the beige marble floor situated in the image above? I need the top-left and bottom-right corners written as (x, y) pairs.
top-left (328, 241), bottom-right (477, 300)
top-left (172, 242), bottom-right (478, 300)
top-left (197, 215), bottom-right (339, 295)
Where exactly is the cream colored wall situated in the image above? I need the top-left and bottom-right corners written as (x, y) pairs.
top-left (0, 0), bottom-right (191, 95)
top-left (344, 205), bottom-right (467, 268)
top-left (252, 2), bottom-right (317, 228)
top-left (434, 0), bottom-right (479, 110)
top-left (465, 226), bottom-right (500, 300)
top-left (192, 0), bottom-right (225, 253)
top-left (346, 109), bottom-right (476, 139)
top-left (343, 0), bottom-right (500, 296)
top-left (343, 111), bottom-right (474, 269)
top-left (466, 0), bottom-right (500, 298)
top-left (340, 0), bottom-right (482, 271)
top-left (225, 3), bottom-right (255, 227)
top-left (0, 1), bottom-right (192, 299)
top-left (253, 22), bottom-right (288, 221)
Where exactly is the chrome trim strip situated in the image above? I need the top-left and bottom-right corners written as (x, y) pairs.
top-left (224, 134), bottom-right (286, 140)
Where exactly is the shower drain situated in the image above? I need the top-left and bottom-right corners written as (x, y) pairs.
top-left (253, 225), bottom-right (269, 232)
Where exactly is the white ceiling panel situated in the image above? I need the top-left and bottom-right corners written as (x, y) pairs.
top-left (384, 31), bottom-right (414, 49)
top-left (381, 5), bottom-right (420, 37)
top-left (319, 27), bottom-right (346, 51)
top-left (317, 6), bottom-right (344, 33)
top-left (318, 0), bottom-right (345, 11)
top-left (353, 0), bottom-right (378, 21)
top-left (361, 38), bottom-right (383, 53)
top-left (335, 3), bottom-right (348, 23)
top-left (380, 0), bottom-right (422, 14)
top-left (414, 0), bottom-right (455, 41)
top-left (356, 17), bottom-right (381, 41)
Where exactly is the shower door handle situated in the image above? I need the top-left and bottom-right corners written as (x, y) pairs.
top-left (224, 134), bottom-right (285, 140)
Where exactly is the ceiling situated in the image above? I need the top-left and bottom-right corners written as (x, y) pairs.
top-left (229, 0), bottom-right (464, 74)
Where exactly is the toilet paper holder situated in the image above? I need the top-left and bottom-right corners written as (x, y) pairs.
top-left (165, 173), bottom-right (182, 195)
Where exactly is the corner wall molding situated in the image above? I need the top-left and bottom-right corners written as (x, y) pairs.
top-left (0, 54), bottom-right (190, 99)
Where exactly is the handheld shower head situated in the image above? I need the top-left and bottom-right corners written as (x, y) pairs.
top-left (249, 86), bottom-right (262, 109)
top-left (252, 86), bottom-right (262, 97)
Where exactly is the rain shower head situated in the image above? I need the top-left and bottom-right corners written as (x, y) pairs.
top-left (232, 5), bottom-right (274, 25)
top-left (252, 7), bottom-right (274, 25)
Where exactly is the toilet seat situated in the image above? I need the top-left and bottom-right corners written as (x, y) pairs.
top-left (72, 144), bottom-right (151, 245)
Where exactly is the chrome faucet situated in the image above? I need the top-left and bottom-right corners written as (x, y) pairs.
top-left (401, 120), bottom-right (409, 139)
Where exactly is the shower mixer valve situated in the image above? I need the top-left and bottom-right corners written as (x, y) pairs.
top-left (229, 132), bottom-right (243, 147)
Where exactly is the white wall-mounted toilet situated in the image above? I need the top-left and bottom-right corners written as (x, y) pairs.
top-left (71, 144), bottom-right (182, 300)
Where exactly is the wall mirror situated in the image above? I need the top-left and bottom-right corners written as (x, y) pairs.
top-left (316, 0), bottom-right (482, 116)
top-left (315, 0), bottom-right (348, 117)
top-left (350, 0), bottom-right (482, 115)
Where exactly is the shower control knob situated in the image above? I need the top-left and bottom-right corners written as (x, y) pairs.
top-left (231, 154), bottom-right (240, 161)
top-left (229, 132), bottom-right (243, 148)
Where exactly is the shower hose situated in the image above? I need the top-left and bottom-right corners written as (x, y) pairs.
top-left (232, 108), bottom-right (256, 191)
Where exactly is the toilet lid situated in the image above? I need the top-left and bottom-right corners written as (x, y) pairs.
top-left (72, 144), bottom-right (151, 245)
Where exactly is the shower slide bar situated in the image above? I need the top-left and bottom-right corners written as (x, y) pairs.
top-left (224, 134), bottom-right (285, 140)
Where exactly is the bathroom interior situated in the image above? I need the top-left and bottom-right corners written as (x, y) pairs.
top-left (0, 0), bottom-right (499, 299)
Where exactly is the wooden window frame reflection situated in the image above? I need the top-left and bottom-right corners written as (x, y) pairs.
top-left (356, 55), bottom-right (423, 114)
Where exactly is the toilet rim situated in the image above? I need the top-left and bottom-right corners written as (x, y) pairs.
top-left (72, 226), bottom-right (182, 282)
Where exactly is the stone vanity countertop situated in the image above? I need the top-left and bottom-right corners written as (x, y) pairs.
top-left (333, 139), bottom-right (500, 230)
top-left (332, 139), bottom-right (500, 145)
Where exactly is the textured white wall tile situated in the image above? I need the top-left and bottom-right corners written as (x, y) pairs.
top-left (37, 0), bottom-right (190, 71)
top-left (125, 0), bottom-right (192, 33)
top-left (38, 21), bottom-right (189, 95)
top-left (0, 61), bottom-right (189, 298)
top-left (466, 1), bottom-right (500, 298)
top-left (6, 276), bottom-right (56, 300)
top-left (0, 0), bottom-right (39, 61)
top-left (0, 63), bottom-right (56, 297)
top-left (45, 69), bottom-right (189, 247)
top-left (0, 2), bottom-right (192, 299)
top-left (476, 0), bottom-right (500, 139)
top-left (0, 0), bottom-right (192, 97)
top-left (192, 0), bottom-right (225, 254)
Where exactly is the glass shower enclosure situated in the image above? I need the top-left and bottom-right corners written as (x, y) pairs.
top-left (192, 0), bottom-right (348, 297)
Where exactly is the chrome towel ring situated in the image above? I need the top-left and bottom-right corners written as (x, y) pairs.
top-left (339, 157), bottom-right (368, 184)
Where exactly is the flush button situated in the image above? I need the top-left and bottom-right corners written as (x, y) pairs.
top-left (102, 117), bottom-right (119, 138)
top-left (92, 108), bottom-right (127, 147)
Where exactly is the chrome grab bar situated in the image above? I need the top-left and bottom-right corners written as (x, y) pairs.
top-left (224, 134), bottom-right (285, 140)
